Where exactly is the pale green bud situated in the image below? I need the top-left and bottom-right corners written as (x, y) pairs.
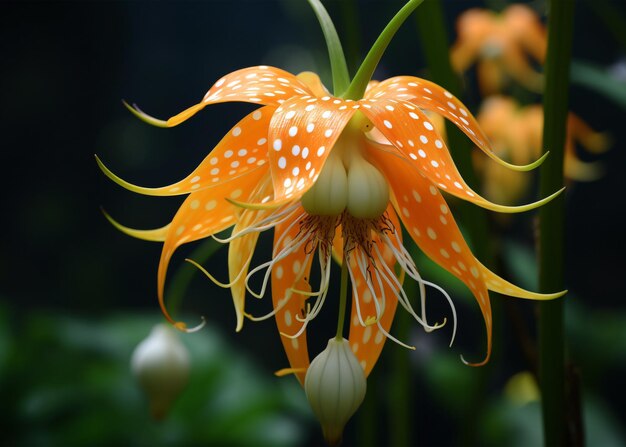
top-left (346, 156), bottom-right (389, 219)
top-left (131, 324), bottom-right (190, 420)
top-left (301, 153), bottom-right (348, 216)
top-left (304, 337), bottom-right (366, 446)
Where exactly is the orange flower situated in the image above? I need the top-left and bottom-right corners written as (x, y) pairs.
top-left (451, 4), bottom-right (546, 95)
top-left (98, 66), bottom-right (564, 383)
top-left (475, 96), bottom-right (610, 205)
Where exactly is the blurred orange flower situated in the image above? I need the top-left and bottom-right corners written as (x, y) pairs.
top-left (475, 96), bottom-right (610, 205)
top-left (451, 4), bottom-right (546, 95)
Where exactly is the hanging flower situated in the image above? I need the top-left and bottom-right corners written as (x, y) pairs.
top-left (98, 64), bottom-right (565, 383)
top-left (475, 96), bottom-right (610, 205)
top-left (451, 4), bottom-right (546, 95)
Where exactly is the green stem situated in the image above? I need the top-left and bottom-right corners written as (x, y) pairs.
top-left (307, 0), bottom-right (351, 95)
top-left (538, 0), bottom-right (574, 445)
top-left (335, 256), bottom-right (349, 340)
top-left (343, 0), bottom-right (425, 100)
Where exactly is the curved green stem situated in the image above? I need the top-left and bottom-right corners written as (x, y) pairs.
top-left (343, 0), bottom-right (425, 100)
top-left (307, 0), bottom-right (351, 96)
top-left (335, 255), bottom-right (349, 340)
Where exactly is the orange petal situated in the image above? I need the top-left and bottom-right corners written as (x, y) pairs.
top-left (477, 260), bottom-right (566, 300)
top-left (346, 204), bottom-right (401, 377)
top-left (365, 76), bottom-right (543, 172)
top-left (228, 177), bottom-right (275, 331)
top-left (166, 66), bottom-right (314, 126)
top-left (97, 107), bottom-right (273, 196)
top-left (271, 208), bottom-right (313, 385)
top-left (369, 149), bottom-right (493, 365)
top-left (362, 101), bottom-right (560, 213)
top-left (228, 211), bottom-right (264, 332)
top-left (296, 71), bottom-right (330, 97)
top-left (156, 169), bottom-right (269, 329)
top-left (267, 95), bottom-right (357, 202)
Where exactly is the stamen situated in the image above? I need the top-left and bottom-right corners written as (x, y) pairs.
top-left (244, 288), bottom-right (297, 322)
top-left (422, 280), bottom-right (458, 347)
top-left (185, 255), bottom-right (251, 288)
top-left (347, 261), bottom-right (368, 327)
top-left (211, 205), bottom-right (301, 243)
top-left (372, 244), bottom-right (442, 330)
top-left (245, 230), bottom-right (309, 298)
top-left (173, 316), bottom-right (207, 333)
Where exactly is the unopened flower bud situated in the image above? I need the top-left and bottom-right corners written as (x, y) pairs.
top-left (304, 337), bottom-right (366, 446)
top-left (131, 324), bottom-right (190, 420)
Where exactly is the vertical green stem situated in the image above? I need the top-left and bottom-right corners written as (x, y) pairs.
top-left (335, 256), bottom-right (349, 340)
top-left (306, 0), bottom-right (351, 95)
top-left (538, 0), bottom-right (574, 445)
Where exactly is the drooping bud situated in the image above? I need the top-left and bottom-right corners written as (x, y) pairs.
top-left (304, 337), bottom-right (366, 446)
top-left (131, 324), bottom-right (190, 420)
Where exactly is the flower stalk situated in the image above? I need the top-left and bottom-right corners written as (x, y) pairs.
top-left (344, 0), bottom-right (425, 100)
top-left (307, 0), bottom-right (351, 95)
top-left (538, 0), bottom-right (575, 444)
top-left (335, 254), bottom-right (350, 340)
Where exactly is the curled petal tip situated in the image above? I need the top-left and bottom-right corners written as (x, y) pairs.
top-left (549, 289), bottom-right (568, 299)
top-left (493, 186), bottom-right (565, 214)
top-left (100, 207), bottom-right (169, 242)
top-left (122, 100), bottom-right (169, 128)
top-left (95, 155), bottom-right (153, 195)
top-left (488, 149), bottom-right (550, 172)
top-left (460, 353), bottom-right (489, 367)
top-left (173, 316), bottom-right (206, 333)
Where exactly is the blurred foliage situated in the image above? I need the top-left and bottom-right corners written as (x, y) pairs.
top-left (0, 304), bottom-right (312, 447)
top-left (571, 60), bottom-right (626, 109)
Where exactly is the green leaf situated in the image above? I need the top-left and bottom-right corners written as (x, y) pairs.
top-left (3, 313), bottom-right (311, 447)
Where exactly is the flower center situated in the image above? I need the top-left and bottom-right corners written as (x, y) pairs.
top-left (301, 113), bottom-right (390, 219)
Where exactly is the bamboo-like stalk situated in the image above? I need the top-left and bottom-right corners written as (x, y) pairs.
top-left (538, 0), bottom-right (575, 445)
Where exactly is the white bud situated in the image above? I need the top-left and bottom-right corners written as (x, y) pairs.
top-left (131, 324), bottom-right (190, 420)
top-left (304, 337), bottom-right (366, 446)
